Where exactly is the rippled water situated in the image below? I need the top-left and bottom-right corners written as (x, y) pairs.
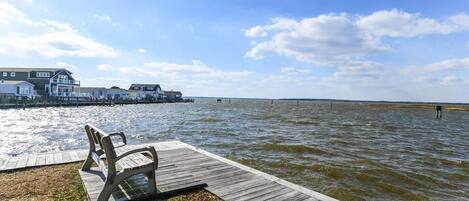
top-left (1, 98), bottom-right (468, 201)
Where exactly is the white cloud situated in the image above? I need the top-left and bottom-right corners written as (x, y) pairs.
top-left (93, 14), bottom-right (111, 22)
top-left (138, 48), bottom-right (146, 53)
top-left (141, 60), bottom-right (255, 79)
top-left (97, 64), bottom-right (115, 71)
top-left (93, 14), bottom-right (119, 26)
top-left (420, 57), bottom-right (469, 72)
top-left (0, 2), bottom-right (116, 58)
top-left (245, 14), bottom-right (384, 65)
top-left (448, 14), bottom-right (469, 28)
top-left (56, 62), bottom-right (77, 70)
top-left (0, 31), bottom-right (117, 57)
top-left (112, 60), bottom-right (257, 97)
top-left (94, 77), bottom-right (130, 82)
top-left (440, 76), bottom-right (462, 85)
top-left (0, 2), bottom-right (29, 24)
top-left (88, 59), bottom-right (468, 101)
top-left (279, 67), bottom-right (312, 75)
top-left (331, 61), bottom-right (384, 82)
top-left (356, 9), bottom-right (464, 37)
top-left (79, 77), bottom-right (131, 88)
top-left (42, 19), bottom-right (74, 32)
top-left (245, 26), bottom-right (267, 37)
top-left (245, 10), bottom-right (469, 66)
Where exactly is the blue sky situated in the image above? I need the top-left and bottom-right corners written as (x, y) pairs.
top-left (1, 0), bottom-right (469, 102)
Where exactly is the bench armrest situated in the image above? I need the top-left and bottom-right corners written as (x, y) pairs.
top-left (115, 146), bottom-right (158, 169)
top-left (108, 132), bottom-right (127, 145)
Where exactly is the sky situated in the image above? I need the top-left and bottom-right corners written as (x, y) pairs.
top-left (1, 0), bottom-right (469, 102)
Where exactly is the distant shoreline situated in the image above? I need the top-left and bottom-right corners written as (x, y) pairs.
top-left (278, 98), bottom-right (469, 106)
top-left (189, 96), bottom-right (469, 106)
top-left (188, 97), bottom-right (469, 111)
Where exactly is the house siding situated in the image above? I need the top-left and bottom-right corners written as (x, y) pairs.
top-left (0, 72), bottom-right (29, 80)
top-left (0, 68), bottom-right (79, 97)
top-left (128, 84), bottom-right (163, 100)
top-left (29, 71), bottom-right (53, 79)
top-left (0, 81), bottom-right (35, 98)
top-left (27, 78), bottom-right (50, 96)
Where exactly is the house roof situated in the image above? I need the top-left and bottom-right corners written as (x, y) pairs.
top-left (130, 84), bottom-right (160, 88)
top-left (79, 87), bottom-right (107, 90)
top-left (164, 90), bottom-right (182, 95)
top-left (0, 67), bottom-right (72, 74)
top-left (129, 84), bottom-right (161, 90)
top-left (0, 80), bottom-right (34, 86)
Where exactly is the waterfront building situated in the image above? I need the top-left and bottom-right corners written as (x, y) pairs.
top-left (77, 86), bottom-right (129, 100)
top-left (107, 86), bottom-right (129, 100)
top-left (77, 87), bottom-right (108, 100)
top-left (163, 90), bottom-right (182, 101)
top-left (0, 80), bottom-right (36, 99)
top-left (128, 84), bottom-right (163, 100)
top-left (0, 67), bottom-right (80, 97)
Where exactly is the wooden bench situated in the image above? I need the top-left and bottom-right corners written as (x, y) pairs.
top-left (82, 124), bottom-right (158, 201)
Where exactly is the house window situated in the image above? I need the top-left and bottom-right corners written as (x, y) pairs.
top-left (36, 72), bottom-right (50, 77)
top-left (17, 86), bottom-right (30, 95)
top-left (10, 72), bottom-right (15, 77)
top-left (1, 72), bottom-right (6, 77)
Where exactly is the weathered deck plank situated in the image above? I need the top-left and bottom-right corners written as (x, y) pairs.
top-left (0, 141), bottom-right (337, 201)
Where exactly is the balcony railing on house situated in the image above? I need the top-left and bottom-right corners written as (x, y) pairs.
top-left (51, 79), bottom-right (80, 85)
top-left (50, 91), bottom-right (73, 97)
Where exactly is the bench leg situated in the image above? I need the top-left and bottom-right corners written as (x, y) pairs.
top-left (98, 179), bottom-right (118, 201)
top-left (146, 170), bottom-right (156, 194)
top-left (81, 152), bottom-right (93, 171)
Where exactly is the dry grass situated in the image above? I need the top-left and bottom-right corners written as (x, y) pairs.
top-left (167, 190), bottom-right (221, 201)
top-left (0, 163), bottom-right (86, 201)
top-left (0, 163), bottom-right (221, 201)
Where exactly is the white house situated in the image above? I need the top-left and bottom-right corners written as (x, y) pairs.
top-left (128, 84), bottom-right (163, 100)
top-left (0, 80), bottom-right (35, 99)
top-left (76, 87), bottom-right (108, 100)
top-left (107, 86), bottom-right (129, 100)
top-left (75, 86), bottom-right (129, 100)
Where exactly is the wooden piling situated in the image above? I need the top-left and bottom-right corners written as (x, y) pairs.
top-left (436, 105), bottom-right (443, 118)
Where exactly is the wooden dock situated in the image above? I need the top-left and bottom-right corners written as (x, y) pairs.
top-left (0, 141), bottom-right (337, 201)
